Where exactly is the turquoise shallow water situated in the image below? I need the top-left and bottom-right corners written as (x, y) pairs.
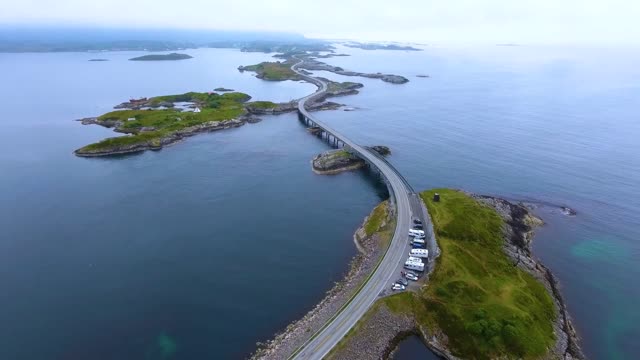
top-left (0, 45), bottom-right (639, 359)
top-left (314, 44), bottom-right (640, 359)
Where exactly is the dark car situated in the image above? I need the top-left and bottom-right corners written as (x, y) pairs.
top-left (396, 278), bottom-right (409, 286)
top-left (413, 224), bottom-right (424, 230)
top-left (413, 218), bottom-right (422, 225)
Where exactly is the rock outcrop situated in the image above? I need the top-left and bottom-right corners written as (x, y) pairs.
top-left (370, 145), bottom-right (391, 156)
top-left (312, 150), bottom-right (365, 175)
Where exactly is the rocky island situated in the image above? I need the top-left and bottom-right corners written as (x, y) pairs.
top-left (312, 150), bottom-right (365, 174)
top-left (298, 57), bottom-right (409, 84)
top-left (238, 60), bottom-right (301, 81)
top-left (74, 77), bottom-right (361, 156)
top-left (344, 42), bottom-right (422, 51)
top-left (311, 146), bottom-right (390, 175)
top-left (241, 54), bottom-right (409, 84)
top-left (129, 53), bottom-right (193, 61)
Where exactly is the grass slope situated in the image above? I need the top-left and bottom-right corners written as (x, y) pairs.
top-left (417, 189), bottom-right (555, 358)
top-left (333, 189), bottom-right (556, 360)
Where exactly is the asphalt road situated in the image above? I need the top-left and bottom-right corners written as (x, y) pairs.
top-left (290, 58), bottom-right (425, 360)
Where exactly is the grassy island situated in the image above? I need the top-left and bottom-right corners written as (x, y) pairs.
top-left (238, 61), bottom-right (300, 81)
top-left (75, 91), bottom-right (251, 156)
top-left (129, 53), bottom-right (193, 61)
top-left (331, 189), bottom-right (557, 360)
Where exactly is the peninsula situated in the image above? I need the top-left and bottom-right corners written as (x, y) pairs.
top-left (129, 53), bottom-right (193, 61)
top-left (254, 190), bottom-right (584, 360)
top-left (325, 189), bottom-right (584, 360)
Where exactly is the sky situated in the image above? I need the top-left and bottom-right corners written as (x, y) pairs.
top-left (2, 0), bottom-right (640, 44)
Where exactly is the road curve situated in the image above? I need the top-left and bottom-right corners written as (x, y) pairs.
top-left (290, 58), bottom-right (416, 359)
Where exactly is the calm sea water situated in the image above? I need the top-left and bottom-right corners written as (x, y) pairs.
top-left (0, 45), bottom-right (638, 359)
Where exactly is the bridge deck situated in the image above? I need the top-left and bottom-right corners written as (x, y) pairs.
top-left (288, 58), bottom-right (427, 360)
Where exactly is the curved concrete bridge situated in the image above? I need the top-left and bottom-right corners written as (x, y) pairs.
top-left (289, 58), bottom-right (435, 359)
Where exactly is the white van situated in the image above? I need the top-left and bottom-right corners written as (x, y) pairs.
top-left (407, 256), bottom-right (423, 263)
top-left (411, 238), bottom-right (426, 246)
top-left (409, 229), bottom-right (425, 237)
top-left (410, 249), bottom-right (429, 258)
top-left (404, 260), bottom-right (425, 272)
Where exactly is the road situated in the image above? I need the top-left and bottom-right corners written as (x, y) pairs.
top-left (290, 58), bottom-right (426, 359)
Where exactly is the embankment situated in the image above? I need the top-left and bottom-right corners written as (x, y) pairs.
top-left (250, 201), bottom-right (396, 360)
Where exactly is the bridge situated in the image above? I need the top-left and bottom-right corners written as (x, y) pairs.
top-left (289, 58), bottom-right (436, 359)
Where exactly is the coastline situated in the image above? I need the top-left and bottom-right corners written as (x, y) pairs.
top-left (472, 194), bottom-right (585, 360)
top-left (250, 201), bottom-right (395, 360)
top-left (292, 193), bottom-right (585, 360)
top-left (74, 118), bottom-right (247, 157)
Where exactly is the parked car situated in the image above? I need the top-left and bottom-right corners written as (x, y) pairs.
top-left (413, 224), bottom-right (424, 230)
top-left (396, 278), bottom-right (409, 286)
top-left (405, 273), bottom-right (419, 281)
top-left (413, 218), bottom-right (422, 225)
top-left (391, 283), bottom-right (406, 291)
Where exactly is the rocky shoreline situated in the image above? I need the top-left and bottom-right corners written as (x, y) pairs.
top-left (74, 116), bottom-right (253, 157)
top-left (250, 201), bottom-right (395, 360)
top-left (471, 195), bottom-right (585, 360)
top-left (326, 194), bottom-right (585, 360)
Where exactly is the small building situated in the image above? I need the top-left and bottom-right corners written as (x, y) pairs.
top-left (127, 117), bottom-right (136, 121)
top-left (193, 107), bottom-right (201, 113)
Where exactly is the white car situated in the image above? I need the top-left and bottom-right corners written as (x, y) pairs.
top-left (391, 283), bottom-right (406, 291)
top-left (405, 273), bottom-right (419, 281)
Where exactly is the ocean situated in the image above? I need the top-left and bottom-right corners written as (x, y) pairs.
top-left (0, 45), bottom-right (638, 359)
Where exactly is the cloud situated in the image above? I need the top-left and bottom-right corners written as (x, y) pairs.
top-left (2, 0), bottom-right (639, 44)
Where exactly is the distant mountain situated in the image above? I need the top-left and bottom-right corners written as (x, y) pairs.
top-left (0, 26), bottom-right (320, 53)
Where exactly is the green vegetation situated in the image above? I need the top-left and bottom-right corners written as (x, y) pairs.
top-left (334, 189), bottom-right (557, 360)
top-left (326, 81), bottom-right (362, 93)
top-left (245, 101), bottom-right (278, 110)
top-left (129, 53), bottom-right (193, 61)
top-left (364, 202), bottom-right (387, 236)
top-left (77, 92), bottom-right (249, 153)
top-left (419, 189), bottom-right (555, 358)
top-left (239, 61), bottom-right (300, 81)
